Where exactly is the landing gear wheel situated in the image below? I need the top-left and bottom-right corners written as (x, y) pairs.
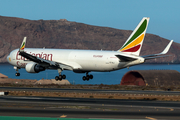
top-left (15, 73), bottom-right (20, 76)
top-left (14, 66), bottom-right (20, 76)
top-left (55, 75), bottom-right (62, 81)
top-left (82, 72), bottom-right (93, 81)
top-left (83, 76), bottom-right (86, 81)
top-left (55, 76), bottom-right (59, 81)
top-left (86, 76), bottom-right (89, 81)
top-left (89, 74), bottom-right (93, 79)
top-left (62, 74), bottom-right (66, 79)
top-left (55, 69), bottom-right (66, 81)
top-left (82, 76), bottom-right (90, 81)
top-left (58, 75), bottom-right (62, 81)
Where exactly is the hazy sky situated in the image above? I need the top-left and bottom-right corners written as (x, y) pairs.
top-left (0, 0), bottom-right (180, 43)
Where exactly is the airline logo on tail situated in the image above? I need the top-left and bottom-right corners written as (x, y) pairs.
top-left (119, 17), bottom-right (149, 56)
top-left (20, 42), bottom-right (25, 51)
top-left (19, 37), bottom-right (27, 52)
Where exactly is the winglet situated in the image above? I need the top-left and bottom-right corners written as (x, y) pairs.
top-left (142, 40), bottom-right (173, 60)
top-left (19, 37), bottom-right (27, 52)
top-left (160, 40), bottom-right (173, 55)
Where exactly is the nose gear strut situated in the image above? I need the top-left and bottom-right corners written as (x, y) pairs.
top-left (14, 66), bottom-right (20, 76)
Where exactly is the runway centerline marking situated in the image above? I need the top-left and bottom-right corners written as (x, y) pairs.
top-left (145, 116), bottom-right (157, 120)
top-left (60, 114), bottom-right (67, 118)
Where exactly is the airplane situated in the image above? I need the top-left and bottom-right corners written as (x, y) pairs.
top-left (6, 17), bottom-right (173, 81)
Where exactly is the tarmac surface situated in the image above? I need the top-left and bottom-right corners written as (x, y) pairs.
top-left (1, 86), bottom-right (180, 95)
top-left (0, 95), bottom-right (180, 119)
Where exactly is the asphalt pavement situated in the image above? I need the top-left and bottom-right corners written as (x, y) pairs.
top-left (0, 96), bottom-right (180, 120)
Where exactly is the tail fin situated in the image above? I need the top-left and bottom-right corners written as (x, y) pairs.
top-left (19, 37), bottom-right (27, 52)
top-left (118, 17), bottom-right (150, 56)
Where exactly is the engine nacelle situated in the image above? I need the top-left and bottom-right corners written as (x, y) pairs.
top-left (25, 62), bottom-right (45, 73)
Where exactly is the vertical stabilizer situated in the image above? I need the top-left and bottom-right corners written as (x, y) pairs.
top-left (118, 17), bottom-right (150, 56)
top-left (19, 37), bottom-right (27, 52)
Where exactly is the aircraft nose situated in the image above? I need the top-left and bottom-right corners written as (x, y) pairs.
top-left (7, 55), bottom-right (11, 63)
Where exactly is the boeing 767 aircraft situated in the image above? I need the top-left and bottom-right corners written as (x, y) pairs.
top-left (7, 17), bottom-right (173, 81)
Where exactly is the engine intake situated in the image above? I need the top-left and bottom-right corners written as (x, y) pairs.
top-left (25, 62), bottom-right (45, 73)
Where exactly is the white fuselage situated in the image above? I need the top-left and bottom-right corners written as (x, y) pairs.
top-left (7, 48), bottom-right (145, 72)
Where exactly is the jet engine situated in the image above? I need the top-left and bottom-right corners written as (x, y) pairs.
top-left (25, 62), bottom-right (45, 73)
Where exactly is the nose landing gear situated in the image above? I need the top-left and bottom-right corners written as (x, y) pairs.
top-left (14, 66), bottom-right (20, 76)
top-left (15, 73), bottom-right (20, 76)
top-left (82, 72), bottom-right (93, 81)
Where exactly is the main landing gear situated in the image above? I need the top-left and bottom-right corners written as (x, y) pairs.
top-left (14, 66), bottom-right (20, 76)
top-left (55, 69), bottom-right (66, 81)
top-left (82, 72), bottom-right (93, 81)
top-left (55, 74), bottom-right (66, 81)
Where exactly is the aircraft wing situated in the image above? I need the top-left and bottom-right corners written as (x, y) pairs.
top-left (142, 40), bottom-right (173, 60)
top-left (18, 37), bottom-right (73, 70)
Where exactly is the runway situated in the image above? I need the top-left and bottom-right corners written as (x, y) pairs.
top-left (0, 96), bottom-right (180, 119)
top-left (0, 86), bottom-right (180, 95)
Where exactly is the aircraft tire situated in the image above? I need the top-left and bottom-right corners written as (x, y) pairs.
top-left (86, 76), bottom-right (89, 81)
top-left (55, 76), bottom-right (59, 81)
top-left (83, 76), bottom-right (86, 81)
top-left (15, 73), bottom-right (20, 76)
top-left (62, 75), bottom-right (66, 79)
top-left (58, 76), bottom-right (62, 81)
top-left (89, 74), bottom-right (93, 79)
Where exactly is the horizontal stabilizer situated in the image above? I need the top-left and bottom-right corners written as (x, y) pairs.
top-left (115, 55), bottom-right (137, 62)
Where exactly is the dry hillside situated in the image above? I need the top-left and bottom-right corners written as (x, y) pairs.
top-left (0, 16), bottom-right (179, 63)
